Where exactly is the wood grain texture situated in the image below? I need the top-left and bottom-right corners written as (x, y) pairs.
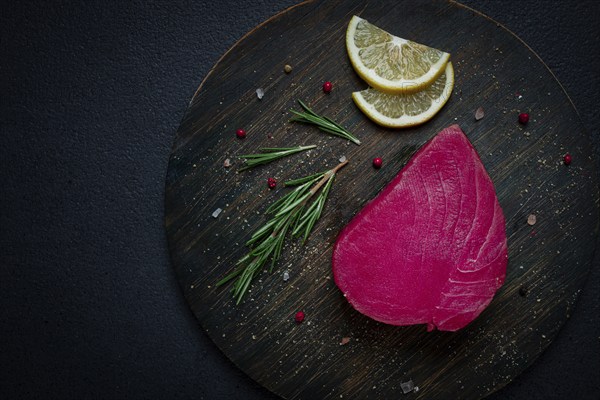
top-left (165, 0), bottom-right (599, 399)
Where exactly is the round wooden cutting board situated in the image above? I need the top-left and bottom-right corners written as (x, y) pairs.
top-left (165, 1), bottom-right (599, 399)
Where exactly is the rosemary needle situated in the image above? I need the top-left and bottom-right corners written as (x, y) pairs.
top-left (239, 145), bottom-right (316, 170)
top-left (290, 100), bottom-right (361, 145)
top-left (216, 160), bottom-right (349, 304)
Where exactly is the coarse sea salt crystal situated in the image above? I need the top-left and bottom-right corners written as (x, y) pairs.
top-left (475, 107), bottom-right (485, 121)
top-left (256, 88), bottom-right (264, 100)
top-left (339, 155), bottom-right (347, 163)
top-left (212, 208), bottom-right (222, 218)
top-left (283, 270), bottom-right (290, 281)
top-left (400, 380), bottom-right (415, 394)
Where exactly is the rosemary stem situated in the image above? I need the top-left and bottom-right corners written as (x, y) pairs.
top-left (279, 160), bottom-right (348, 217)
top-left (290, 100), bottom-right (361, 145)
top-left (309, 160), bottom-right (349, 196)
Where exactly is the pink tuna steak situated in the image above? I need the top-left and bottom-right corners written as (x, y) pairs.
top-left (332, 124), bottom-right (507, 332)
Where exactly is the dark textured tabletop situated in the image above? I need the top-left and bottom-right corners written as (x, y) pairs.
top-left (2, 1), bottom-right (599, 399)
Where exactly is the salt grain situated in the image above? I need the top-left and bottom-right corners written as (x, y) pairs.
top-left (212, 208), bottom-right (222, 218)
top-left (339, 155), bottom-right (347, 163)
top-left (223, 158), bottom-right (231, 168)
top-left (283, 270), bottom-right (290, 281)
top-left (400, 380), bottom-right (415, 394)
top-left (256, 88), bottom-right (265, 100)
top-left (475, 107), bottom-right (485, 121)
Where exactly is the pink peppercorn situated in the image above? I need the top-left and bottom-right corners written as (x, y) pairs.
top-left (267, 177), bottom-right (277, 189)
top-left (518, 113), bottom-right (529, 124)
top-left (322, 81), bottom-right (333, 94)
top-left (563, 153), bottom-right (572, 165)
top-left (294, 311), bottom-right (305, 323)
top-left (236, 128), bottom-right (246, 139)
top-left (373, 157), bottom-right (383, 169)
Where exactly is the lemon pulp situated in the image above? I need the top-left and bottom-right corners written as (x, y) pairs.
top-left (352, 62), bottom-right (455, 128)
top-left (346, 15), bottom-right (450, 94)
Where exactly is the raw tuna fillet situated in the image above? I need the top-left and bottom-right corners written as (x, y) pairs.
top-left (332, 124), bottom-right (507, 332)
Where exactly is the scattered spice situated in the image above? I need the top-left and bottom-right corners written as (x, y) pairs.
top-left (236, 128), bottom-right (247, 139)
top-left (284, 64), bottom-right (292, 73)
top-left (527, 214), bottom-right (536, 226)
top-left (373, 157), bottom-right (383, 169)
top-left (474, 107), bottom-right (485, 121)
top-left (216, 161), bottom-right (349, 303)
top-left (223, 158), bottom-right (232, 168)
top-left (267, 177), bottom-right (277, 189)
top-left (518, 112), bottom-right (529, 124)
top-left (340, 337), bottom-right (351, 345)
top-left (322, 81), bottom-right (333, 94)
top-left (295, 311), bottom-right (305, 323)
top-left (563, 153), bottom-right (572, 165)
top-left (256, 88), bottom-right (265, 100)
top-left (211, 208), bottom-right (222, 218)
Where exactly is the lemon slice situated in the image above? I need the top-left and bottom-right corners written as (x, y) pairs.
top-left (352, 62), bottom-right (454, 128)
top-left (346, 15), bottom-right (450, 94)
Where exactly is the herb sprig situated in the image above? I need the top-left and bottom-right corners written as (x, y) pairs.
top-left (216, 160), bottom-right (348, 303)
top-left (290, 100), bottom-right (361, 145)
top-left (239, 145), bottom-right (316, 171)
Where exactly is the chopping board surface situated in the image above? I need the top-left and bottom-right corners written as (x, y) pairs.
top-left (165, 1), bottom-right (599, 399)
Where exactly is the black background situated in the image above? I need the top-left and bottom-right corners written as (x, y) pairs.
top-left (2, 1), bottom-right (599, 399)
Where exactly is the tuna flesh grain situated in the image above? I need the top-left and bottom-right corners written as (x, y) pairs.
top-left (332, 124), bottom-right (507, 332)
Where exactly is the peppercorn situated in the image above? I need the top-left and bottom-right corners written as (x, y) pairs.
top-left (236, 128), bottom-right (246, 139)
top-left (518, 113), bottom-right (529, 124)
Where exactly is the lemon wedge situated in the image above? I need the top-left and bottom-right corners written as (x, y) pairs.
top-left (352, 62), bottom-right (454, 128)
top-left (346, 15), bottom-right (450, 94)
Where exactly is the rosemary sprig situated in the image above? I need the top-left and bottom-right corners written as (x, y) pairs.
top-left (290, 100), bottom-right (361, 146)
top-left (216, 160), bottom-right (349, 303)
top-left (239, 145), bottom-right (317, 171)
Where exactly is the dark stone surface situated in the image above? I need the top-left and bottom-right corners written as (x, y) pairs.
top-left (1, 1), bottom-right (598, 399)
